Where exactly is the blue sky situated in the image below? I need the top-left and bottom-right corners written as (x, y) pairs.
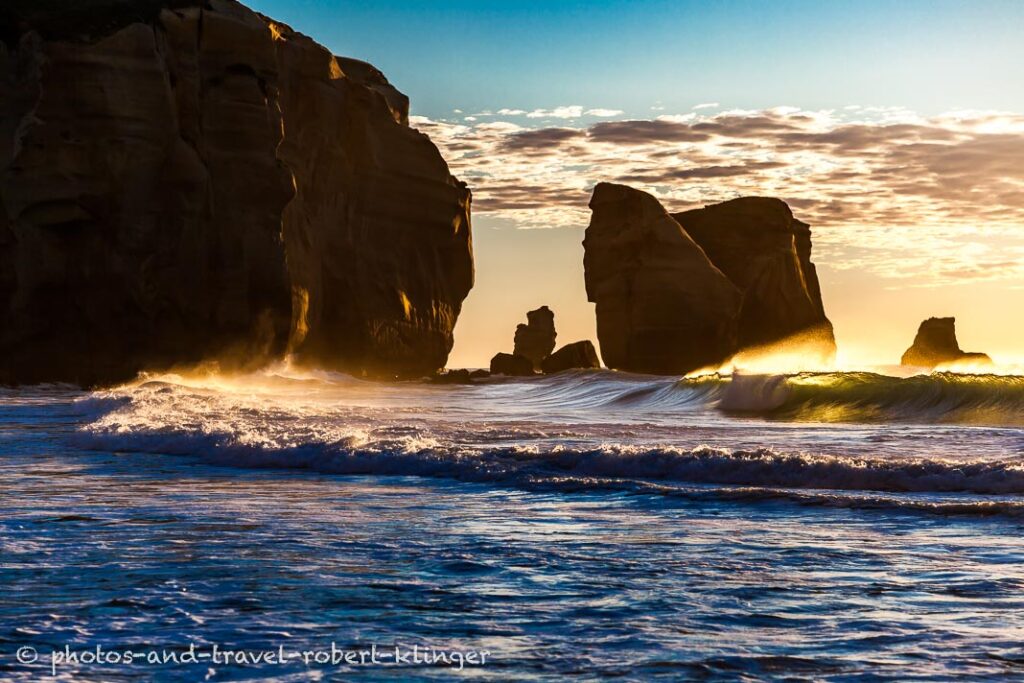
top-left (247, 0), bottom-right (1024, 119)
top-left (244, 0), bottom-right (1024, 366)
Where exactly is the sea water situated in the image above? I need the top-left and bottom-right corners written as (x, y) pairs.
top-left (2, 368), bottom-right (1024, 680)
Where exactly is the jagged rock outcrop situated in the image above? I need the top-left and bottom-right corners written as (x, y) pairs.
top-left (489, 352), bottom-right (534, 377)
top-left (0, 0), bottom-right (473, 385)
top-left (584, 184), bottom-right (834, 375)
top-left (513, 305), bottom-right (556, 370)
top-left (583, 183), bottom-right (742, 374)
top-left (541, 341), bottom-right (600, 374)
top-left (901, 317), bottom-right (992, 368)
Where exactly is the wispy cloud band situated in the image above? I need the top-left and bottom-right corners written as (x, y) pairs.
top-left (413, 107), bottom-right (1024, 284)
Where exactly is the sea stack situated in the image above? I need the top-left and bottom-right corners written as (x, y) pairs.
top-left (583, 183), bottom-right (834, 375)
top-left (513, 306), bottom-right (557, 370)
top-left (0, 0), bottom-right (473, 386)
top-left (489, 306), bottom-right (600, 375)
top-left (901, 317), bottom-right (992, 368)
top-left (673, 197), bottom-right (834, 353)
top-left (583, 183), bottom-right (742, 374)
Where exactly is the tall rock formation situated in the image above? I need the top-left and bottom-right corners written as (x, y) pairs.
top-left (583, 183), bottom-right (742, 374)
top-left (513, 305), bottom-right (556, 370)
top-left (0, 0), bottom-right (473, 385)
top-left (901, 317), bottom-right (992, 368)
top-left (584, 184), bottom-right (834, 375)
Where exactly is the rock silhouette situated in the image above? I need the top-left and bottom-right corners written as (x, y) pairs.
top-left (489, 353), bottom-right (534, 377)
top-left (0, 0), bottom-right (473, 386)
top-left (901, 317), bottom-right (992, 368)
top-left (541, 341), bottom-right (601, 374)
top-left (673, 197), bottom-right (834, 353)
top-left (583, 183), bottom-right (743, 374)
top-left (584, 183), bottom-right (834, 375)
top-left (513, 306), bottom-right (557, 370)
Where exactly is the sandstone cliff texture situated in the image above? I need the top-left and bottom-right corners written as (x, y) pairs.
top-left (0, 0), bottom-right (473, 385)
top-left (584, 184), bottom-right (834, 375)
top-left (901, 317), bottom-right (991, 368)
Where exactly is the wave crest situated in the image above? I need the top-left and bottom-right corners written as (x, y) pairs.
top-left (708, 371), bottom-right (1024, 425)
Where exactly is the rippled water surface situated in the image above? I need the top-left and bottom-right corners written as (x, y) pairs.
top-left (3, 370), bottom-right (1024, 680)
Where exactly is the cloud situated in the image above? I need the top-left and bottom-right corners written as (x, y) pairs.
top-left (499, 128), bottom-right (586, 155)
top-left (413, 107), bottom-right (1024, 284)
top-left (526, 106), bottom-right (584, 119)
top-left (491, 106), bottom-right (625, 119)
top-left (588, 119), bottom-right (710, 144)
top-left (692, 102), bottom-right (719, 110)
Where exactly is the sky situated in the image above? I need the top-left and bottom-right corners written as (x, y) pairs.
top-left (250, 0), bottom-right (1024, 368)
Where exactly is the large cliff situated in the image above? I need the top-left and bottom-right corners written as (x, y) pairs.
top-left (584, 184), bottom-right (834, 375)
top-left (0, 0), bottom-right (473, 385)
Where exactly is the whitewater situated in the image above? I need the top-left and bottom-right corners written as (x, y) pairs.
top-left (4, 367), bottom-right (1024, 680)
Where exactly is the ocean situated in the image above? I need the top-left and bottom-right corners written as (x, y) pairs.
top-left (3, 367), bottom-right (1024, 680)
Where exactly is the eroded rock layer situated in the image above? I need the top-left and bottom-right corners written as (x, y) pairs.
top-left (0, 0), bottom-right (473, 385)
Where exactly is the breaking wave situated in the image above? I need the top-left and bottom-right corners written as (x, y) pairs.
top-left (708, 370), bottom-right (1024, 425)
top-left (62, 367), bottom-right (1024, 517)
top-left (71, 423), bottom-right (1024, 495)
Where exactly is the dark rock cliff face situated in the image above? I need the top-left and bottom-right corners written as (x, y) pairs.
top-left (583, 183), bottom-right (742, 374)
top-left (584, 184), bottom-right (834, 375)
top-left (901, 317), bottom-right (991, 368)
top-left (673, 197), bottom-right (833, 352)
top-left (0, 0), bottom-right (473, 385)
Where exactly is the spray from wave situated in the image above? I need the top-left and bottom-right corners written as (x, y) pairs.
top-left (60, 367), bottom-right (1024, 517)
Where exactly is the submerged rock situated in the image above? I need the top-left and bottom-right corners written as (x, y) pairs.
top-left (489, 353), bottom-right (535, 377)
top-left (583, 183), bottom-right (742, 374)
top-left (901, 317), bottom-right (992, 368)
top-left (513, 306), bottom-right (557, 370)
top-left (584, 183), bottom-right (835, 375)
top-left (541, 341), bottom-right (601, 374)
top-left (0, 0), bottom-right (473, 386)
